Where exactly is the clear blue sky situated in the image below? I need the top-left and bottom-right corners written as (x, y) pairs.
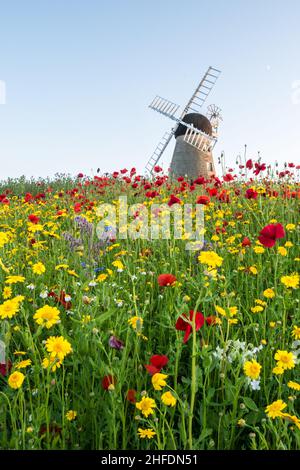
top-left (0, 0), bottom-right (299, 179)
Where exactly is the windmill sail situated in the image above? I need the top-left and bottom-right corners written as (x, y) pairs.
top-left (182, 66), bottom-right (221, 115)
top-left (145, 129), bottom-right (176, 174)
top-left (149, 96), bottom-right (180, 120)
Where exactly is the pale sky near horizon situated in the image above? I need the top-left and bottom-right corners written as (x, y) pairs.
top-left (0, 0), bottom-right (299, 180)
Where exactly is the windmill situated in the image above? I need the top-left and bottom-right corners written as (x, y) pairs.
top-left (145, 66), bottom-right (222, 179)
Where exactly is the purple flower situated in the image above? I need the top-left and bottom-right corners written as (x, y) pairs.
top-left (108, 336), bottom-right (124, 350)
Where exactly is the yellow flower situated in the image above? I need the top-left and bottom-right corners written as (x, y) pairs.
top-left (229, 306), bottom-right (238, 316)
top-left (292, 325), bottom-right (300, 340)
top-left (42, 357), bottom-right (62, 372)
top-left (55, 264), bottom-right (69, 270)
top-left (0, 295), bottom-right (24, 319)
top-left (45, 336), bottom-right (72, 362)
top-left (253, 246), bottom-right (265, 254)
top-left (161, 391), bottom-right (177, 407)
top-left (215, 305), bottom-right (226, 317)
top-left (138, 428), bottom-right (156, 439)
top-left (32, 262), bottom-right (46, 275)
top-left (33, 305), bottom-right (60, 329)
top-left (96, 273), bottom-right (108, 282)
top-left (82, 314), bottom-right (91, 324)
top-left (281, 413), bottom-right (300, 429)
top-left (135, 396), bottom-right (157, 417)
top-left (151, 373), bottom-right (168, 391)
top-left (272, 365), bottom-right (284, 375)
top-left (243, 360), bottom-right (262, 380)
top-left (251, 306), bottom-right (264, 313)
top-left (237, 419), bottom-right (246, 427)
top-left (286, 224), bottom-right (296, 231)
top-left (16, 359), bottom-right (32, 369)
top-left (2, 286), bottom-right (12, 299)
top-left (287, 381), bottom-right (300, 391)
top-left (264, 288), bottom-right (275, 299)
top-left (198, 251), bottom-right (223, 268)
top-left (128, 316), bottom-right (143, 331)
top-left (281, 273), bottom-right (299, 289)
top-left (66, 410), bottom-right (77, 421)
top-left (274, 350), bottom-right (295, 370)
top-left (112, 260), bottom-right (124, 270)
top-left (0, 232), bottom-right (10, 248)
top-left (5, 275), bottom-right (25, 285)
top-left (278, 247), bottom-right (287, 256)
top-left (255, 299), bottom-right (267, 306)
top-left (265, 400), bottom-right (287, 419)
top-left (0, 257), bottom-right (10, 273)
top-left (269, 321), bottom-right (276, 328)
top-left (67, 270), bottom-right (79, 277)
top-left (249, 266), bottom-right (258, 275)
top-left (8, 371), bottom-right (25, 389)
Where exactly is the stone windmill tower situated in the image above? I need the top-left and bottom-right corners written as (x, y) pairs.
top-left (146, 67), bottom-right (222, 180)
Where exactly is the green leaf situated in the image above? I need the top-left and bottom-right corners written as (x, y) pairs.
top-left (243, 397), bottom-right (259, 411)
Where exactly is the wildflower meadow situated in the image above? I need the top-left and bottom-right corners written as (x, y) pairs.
top-left (0, 161), bottom-right (299, 450)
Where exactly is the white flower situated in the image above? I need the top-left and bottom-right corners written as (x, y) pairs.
top-left (249, 379), bottom-right (260, 391)
top-left (213, 346), bottom-right (225, 360)
top-left (89, 281), bottom-right (97, 287)
top-left (26, 283), bottom-right (35, 290)
top-left (39, 290), bottom-right (48, 299)
top-left (64, 295), bottom-right (72, 302)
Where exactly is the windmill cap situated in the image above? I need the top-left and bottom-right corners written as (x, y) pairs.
top-left (175, 113), bottom-right (212, 138)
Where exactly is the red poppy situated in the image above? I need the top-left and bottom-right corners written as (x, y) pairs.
top-left (28, 214), bottom-right (40, 224)
top-left (223, 173), bottom-right (234, 182)
top-left (168, 195), bottom-right (181, 206)
top-left (77, 173), bottom-right (84, 178)
top-left (73, 202), bottom-right (82, 213)
top-left (205, 316), bottom-right (217, 326)
top-left (246, 159), bottom-right (253, 169)
top-left (196, 195), bottom-right (210, 205)
top-left (145, 191), bottom-right (158, 198)
top-left (0, 360), bottom-right (12, 377)
top-left (39, 423), bottom-right (62, 437)
top-left (48, 290), bottom-right (72, 310)
top-left (207, 188), bottom-right (218, 197)
top-left (258, 223), bottom-right (285, 248)
top-left (145, 355), bottom-right (169, 375)
top-left (175, 310), bottom-right (205, 343)
top-left (194, 177), bottom-right (206, 185)
top-left (241, 237), bottom-right (251, 247)
top-left (102, 375), bottom-right (116, 390)
top-left (254, 163), bottom-right (266, 176)
top-left (245, 188), bottom-right (258, 199)
top-left (150, 354), bottom-right (168, 369)
top-left (126, 389), bottom-right (136, 403)
top-left (157, 274), bottom-right (177, 287)
top-left (24, 193), bottom-right (34, 203)
top-left (154, 165), bottom-right (163, 173)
